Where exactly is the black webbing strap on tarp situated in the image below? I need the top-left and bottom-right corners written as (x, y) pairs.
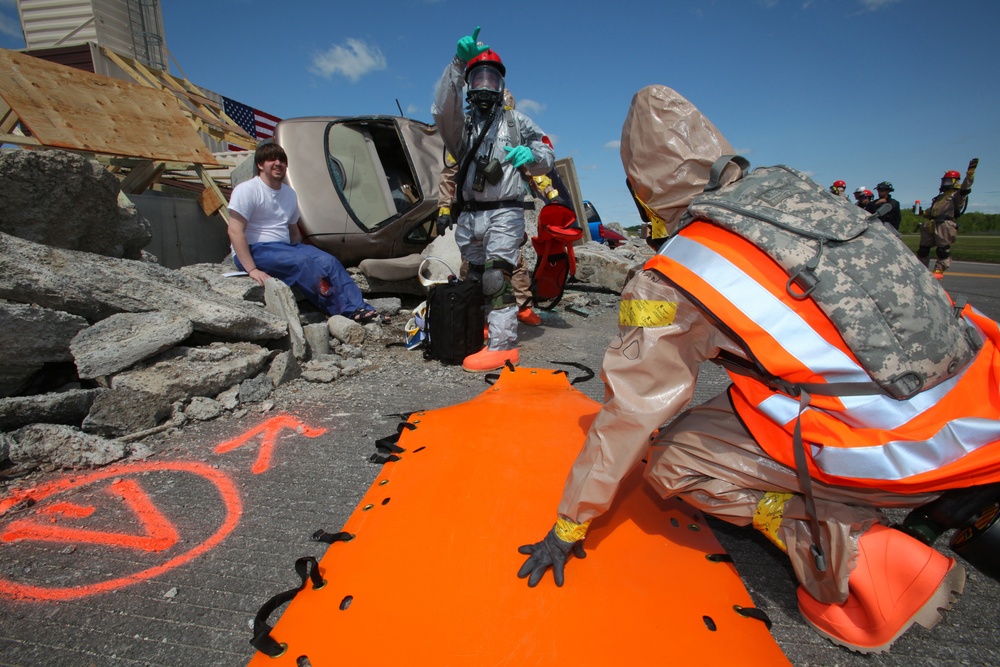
top-left (734, 605), bottom-right (773, 630)
top-left (369, 421), bottom-right (415, 464)
top-left (705, 553), bottom-right (734, 563)
top-left (549, 361), bottom-right (596, 385)
top-left (250, 556), bottom-right (326, 657)
top-left (484, 359), bottom-right (518, 385)
top-left (311, 529), bottom-right (354, 544)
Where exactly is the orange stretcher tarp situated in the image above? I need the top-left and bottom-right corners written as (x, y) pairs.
top-left (248, 366), bottom-right (791, 666)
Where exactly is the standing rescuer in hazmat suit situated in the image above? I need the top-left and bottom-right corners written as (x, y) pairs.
top-left (516, 85), bottom-right (1000, 654)
top-left (431, 27), bottom-right (554, 372)
top-left (918, 159), bottom-right (979, 279)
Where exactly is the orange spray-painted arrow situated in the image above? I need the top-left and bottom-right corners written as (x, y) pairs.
top-left (214, 413), bottom-right (327, 474)
top-left (1, 479), bottom-right (179, 552)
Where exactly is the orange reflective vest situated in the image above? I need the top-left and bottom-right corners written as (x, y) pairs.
top-left (645, 221), bottom-right (1000, 493)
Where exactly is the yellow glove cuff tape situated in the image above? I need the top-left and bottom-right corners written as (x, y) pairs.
top-left (554, 517), bottom-right (591, 543)
top-left (439, 206), bottom-right (451, 216)
top-left (619, 300), bottom-right (678, 328)
top-left (752, 491), bottom-right (794, 553)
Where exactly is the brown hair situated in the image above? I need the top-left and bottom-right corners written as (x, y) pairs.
top-left (254, 141), bottom-right (287, 168)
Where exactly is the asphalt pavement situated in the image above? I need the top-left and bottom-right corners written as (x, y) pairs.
top-left (0, 261), bottom-right (998, 666)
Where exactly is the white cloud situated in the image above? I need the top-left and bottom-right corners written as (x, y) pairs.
top-left (516, 99), bottom-right (545, 115)
top-left (860, 0), bottom-right (901, 10)
top-left (310, 38), bottom-right (387, 82)
top-left (604, 140), bottom-right (621, 150)
top-left (406, 103), bottom-right (419, 114)
top-left (734, 147), bottom-right (753, 156)
top-left (546, 133), bottom-right (559, 146)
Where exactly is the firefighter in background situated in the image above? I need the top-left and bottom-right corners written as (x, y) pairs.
top-left (873, 181), bottom-right (902, 231)
top-left (435, 89), bottom-right (542, 327)
top-left (516, 85), bottom-right (1000, 654)
top-left (829, 179), bottom-right (848, 199)
top-left (432, 27), bottom-right (554, 371)
top-left (918, 159), bottom-right (979, 279)
top-left (855, 188), bottom-right (875, 212)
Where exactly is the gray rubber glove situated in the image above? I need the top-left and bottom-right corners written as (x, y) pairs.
top-left (436, 212), bottom-right (453, 237)
top-left (517, 528), bottom-right (586, 587)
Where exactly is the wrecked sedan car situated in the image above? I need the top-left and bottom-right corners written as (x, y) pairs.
top-left (273, 116), bottom-right (446, 267)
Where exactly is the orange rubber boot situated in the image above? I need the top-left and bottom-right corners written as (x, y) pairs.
top-left (797, 524), bottom-right (966, 654)
top-left (517, 307), bottom-right (542, 326)
top-left (462, 347), bottom-right (519, 373)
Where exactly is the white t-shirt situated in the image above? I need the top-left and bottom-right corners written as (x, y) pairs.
top-left (228, 176), bottom-right (301, 244)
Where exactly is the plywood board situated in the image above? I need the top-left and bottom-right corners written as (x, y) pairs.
top-left (0, 48), bottom-right (218, 165)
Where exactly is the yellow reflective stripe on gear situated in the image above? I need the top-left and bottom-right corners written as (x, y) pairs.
top-left (752, 491), bottom-right (794, 552)
top-left (554, 517), bottom-right (591, 543)
top-left (619, 300), bottom-right (678, 328)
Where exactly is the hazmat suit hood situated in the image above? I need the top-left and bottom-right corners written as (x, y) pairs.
top-left (621, 85), bottom-right (742, 236)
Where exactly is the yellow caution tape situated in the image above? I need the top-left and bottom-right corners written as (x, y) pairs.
top-left (619, 300), bottom-right (678, 328)
top-left (554, 517), bottom-right (591, 543)
top-left (752, 491), bottom-right (794, 552)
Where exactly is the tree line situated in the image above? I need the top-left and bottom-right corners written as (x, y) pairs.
top-left (899, 210), bottom-right (1000, 234)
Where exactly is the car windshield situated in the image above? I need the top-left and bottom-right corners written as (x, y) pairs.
top-left (585, 201), bottom-right (601, 223)
top-left (325, 120), bottom-right (419, 231)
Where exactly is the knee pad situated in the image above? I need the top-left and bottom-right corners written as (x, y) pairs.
top-left (482, 259), bottom-right (515, 310)
top-left (916, 246), bottom-right (931, 259)
top-left (936, 246), bottom-right (951, 260)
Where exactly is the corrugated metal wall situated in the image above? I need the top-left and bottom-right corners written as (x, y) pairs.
top-left (19, 0), bottom-right (98, 50)
top-left (18, 0), bottom-right (165, 70)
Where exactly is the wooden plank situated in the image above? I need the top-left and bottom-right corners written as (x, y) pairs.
top-left (196, 164), bottom-right (230, 223)
top-left (119, 160), bottom-right (166, 194)
top-left (0, 101), bottom-right (17, 134)
top-left (0, 48), bottom-right (218, 165)
top-left (0, 132), bottom-right (42, 147)
top-left (100, 46), bottom-right (255, 145)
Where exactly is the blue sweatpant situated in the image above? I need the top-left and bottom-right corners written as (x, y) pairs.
top-left (235, 242), bottom-right (368, 317)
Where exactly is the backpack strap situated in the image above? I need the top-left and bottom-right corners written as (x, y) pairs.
top-left (505, 108), bottom-right (521, 148)
top-left (704, 155), bottom-right (750, 192)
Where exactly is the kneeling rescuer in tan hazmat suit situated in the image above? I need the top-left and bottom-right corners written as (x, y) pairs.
top-left (516, 85), bottom-right (1000, 654)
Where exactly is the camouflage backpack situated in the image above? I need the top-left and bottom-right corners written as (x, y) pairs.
top-left (679, 159), bottom-right (981, 400)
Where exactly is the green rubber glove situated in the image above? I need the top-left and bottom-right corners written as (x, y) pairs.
top-left (504, 145), bottom-right (535, 169)
top-left (456, 27), bottom-right (488, 62)
top-left (517, 528), bottom-right (586, 587)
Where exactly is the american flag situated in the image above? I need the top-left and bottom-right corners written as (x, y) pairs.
top-left (223, 96), bottom-right (281, 150)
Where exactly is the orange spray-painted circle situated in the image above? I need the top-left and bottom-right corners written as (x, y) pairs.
top-left (0, 460), bottom-right (242, 601)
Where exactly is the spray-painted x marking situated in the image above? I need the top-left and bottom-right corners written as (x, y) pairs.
top-left (214, 413), bottom-right (327, 474)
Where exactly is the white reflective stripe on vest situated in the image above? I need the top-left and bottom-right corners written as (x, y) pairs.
top-left (661, 234), bottom-right (1000, 478)
top-left (661, 236), bottom-right (869, 383)
top-left (812, 417), bottom-right (1000, 481)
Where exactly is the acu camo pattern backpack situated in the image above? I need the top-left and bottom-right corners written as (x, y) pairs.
top-left (679, 159), bottom-right (981, 400)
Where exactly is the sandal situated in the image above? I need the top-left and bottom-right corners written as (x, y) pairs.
top-left (350, 308), bottom-right (390, 325)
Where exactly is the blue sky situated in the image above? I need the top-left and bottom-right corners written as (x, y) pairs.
top-left (1, 0), bottom-right (998, 225)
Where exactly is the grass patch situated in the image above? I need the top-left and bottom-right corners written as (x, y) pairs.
top-left (900, 235), bottom-right (1000, 264)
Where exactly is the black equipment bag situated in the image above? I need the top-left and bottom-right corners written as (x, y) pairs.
top-left (424, 278), bottom-right (484, 365)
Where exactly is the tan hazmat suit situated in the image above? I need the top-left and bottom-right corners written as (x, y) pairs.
top-left (556, 85), bottom-right (937, 604)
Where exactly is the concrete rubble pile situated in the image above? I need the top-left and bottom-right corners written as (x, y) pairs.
top-left (0, 148), bottom-right (646, 478)
top-left (0, 149), bottom-right (398, 476)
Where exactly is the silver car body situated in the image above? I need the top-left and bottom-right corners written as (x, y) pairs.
top-left (274, 116), bottom-right (445, 267)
